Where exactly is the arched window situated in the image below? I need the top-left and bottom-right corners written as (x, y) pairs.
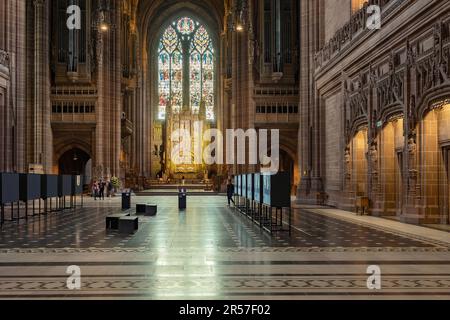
top-left (158, 17), bottom-right (215, 120)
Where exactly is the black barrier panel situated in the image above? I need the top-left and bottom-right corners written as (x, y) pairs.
top-left (41, 175), bottom-right (58, 199)
top-left (72, 175), bottom-right (83, 195)
top-left (0, 173), bottom-right (20, 204)
top-left (233, 175), bottom-right (239, 196)
top-left (58, 175), bottom-right (72, 197)
top-left (122, 192), bottom-right (131, 210)
top-left (254, 173), bottom-right (262, 203)
top-left (236, 175), bottom-right (241, 196)
top-left (241, 174), bottom-right (247, 198)
top-left (247, 173), bottom-right (254, 201)
top-left (19, 174), bottom-right (41, 201)
top-left (178, 188), bottom-right (187, 210)
top-left (262, 172), bottom-right (291, 207)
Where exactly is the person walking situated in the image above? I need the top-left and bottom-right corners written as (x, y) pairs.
top-left (226, 178), bottom-right (235, 207)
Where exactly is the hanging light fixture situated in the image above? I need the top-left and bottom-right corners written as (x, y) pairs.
top-left (73, 150), bottom-right (78, 161)
top-left (99, 10), bottom-right (110, 32)
top-left (233, 0), bottom-right (248, 32)
top-left (94, 1), bottom-right (112, 32)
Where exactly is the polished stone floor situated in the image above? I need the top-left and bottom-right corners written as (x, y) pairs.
top-left (0, 195), bottom-right (450, 299)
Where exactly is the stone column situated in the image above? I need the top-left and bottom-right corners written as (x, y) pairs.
top-left (297, 0), bottom-right (326, 204)
top-left (231, 0), bottom-right (239, 175)
top-left (30, 0), bottom-right (51, 173)
top-left (113, 4), bottom-right (122, 179)
top-left (94, 11), bottom-right (105, 180)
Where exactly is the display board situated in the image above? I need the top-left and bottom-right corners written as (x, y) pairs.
top-left (262, 172), bottom-right (291, 208)
top-left (19, 174), bottom-right (41, 201)
top-left (72, 175), bottom-right (83, 195)
top-left (246, 173), bottom-right (254, 200)
top-left (241, 174), bottom-right (246, 198)
top-left (58, 175), bottom-right (72, 197)
top-left (41, 175), bottom-right (58, 199)
top-left (236, 175), bottom-right (241, 196)
top-left (253, 173), bottom-right (262, 203)
top-left (0, 173), bottom-right (20, 204)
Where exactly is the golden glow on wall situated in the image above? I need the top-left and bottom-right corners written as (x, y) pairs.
top-left (352, 0), bottom-right (367, 13)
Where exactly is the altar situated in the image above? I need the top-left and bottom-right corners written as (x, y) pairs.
top-left (164, 103), bottom-right (211, 180)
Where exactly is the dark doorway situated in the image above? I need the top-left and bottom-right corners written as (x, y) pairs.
top-left (58, 148), bottom-right (90, 178)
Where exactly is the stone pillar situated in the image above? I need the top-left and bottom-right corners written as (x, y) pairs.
top-left (94, 10), bottom-right (105, 180)
top-left (113, 4), bottom-right (122, 179)
top-left (230, 0), bottom-right (239, 175)
top-left (32, 0), bottom-right (50, 169)
top-left (0, 1), bottom-right (22, 172)
top-left (297, 0), bottom-right (325, 204)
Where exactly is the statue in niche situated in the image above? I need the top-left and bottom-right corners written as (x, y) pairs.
top-left (344, 147), bottom-right (351, 182)
top-left (369, 64), bottom-right (378, 88)
top-left (408, 95), bottom-right (417, 133)
top-left (370, 109), bottom-right (378, 142)
top-left (407, 133), bottom-right (418, 194)
top-left (406, 40), bottom-right (416, 68)
top-left (388, 51), bottom-right (395, 74)
top-left (369, 142), bottom-right (379, 194)
top-left (407, 134), bottom-right (417, 171)
top-left (369, 142), bottom-right (378, 175)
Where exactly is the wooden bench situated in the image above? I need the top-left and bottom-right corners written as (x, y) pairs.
top-left (106, 213), bottom-right (130, 230)
top-left (136, 203), bottom-right (157, 216)
top-left (119, 216), bottom-right (139, 234)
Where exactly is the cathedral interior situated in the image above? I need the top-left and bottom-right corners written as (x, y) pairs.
top-left (1, 0), bottom-right (450, 300)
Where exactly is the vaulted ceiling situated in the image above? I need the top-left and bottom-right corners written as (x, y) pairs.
top-left (136, 0), bottom-right (225, 48)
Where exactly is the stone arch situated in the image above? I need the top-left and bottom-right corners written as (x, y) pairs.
top-left (266, 137), bottom-right (299, 195)
top-left (415, 96), bottom-right (450, 223)
top-left (379, 104), bottom-right (403, 126)
top-left (137, 1), bottom-right (224, 179)
top-left (417, 85), bottom-right (450, 120)
top-left (373, 116), bottom-right (405, 217)
top-left (350, 129), bottom-right (369, 198)
top-left (54, 139), bottom-right (92, 164)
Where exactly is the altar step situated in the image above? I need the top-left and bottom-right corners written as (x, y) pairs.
top-left (145, 184), bottom-right (211, 190)
top-left (136, 188), bottom-right (222, 196)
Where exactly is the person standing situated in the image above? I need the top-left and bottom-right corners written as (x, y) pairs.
top-left (99, 180), bottom-right (106, 200)
top-left (93, 181), bottom-right (99, 201)
top-left (107, 180), bottom-right (113, 198)
top-left (226, 178), bottom-right (235, 207)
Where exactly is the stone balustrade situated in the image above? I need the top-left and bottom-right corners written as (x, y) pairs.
top-left (314, 0), bottom-right (404, 71)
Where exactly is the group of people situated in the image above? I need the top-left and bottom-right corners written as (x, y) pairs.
top-left (91, 180), bottom-right (113, 200)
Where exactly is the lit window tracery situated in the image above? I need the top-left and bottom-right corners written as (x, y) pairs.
top-left (158, 17), bottom-right (215, 120)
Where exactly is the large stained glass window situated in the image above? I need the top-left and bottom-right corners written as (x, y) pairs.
top-left (158, 26), bottom-right (183, 119)
top-left (158, 17), bottom-right (215, 120)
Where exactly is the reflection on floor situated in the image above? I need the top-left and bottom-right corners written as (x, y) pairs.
top-left (0, 196), bottom-right (449, 299)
